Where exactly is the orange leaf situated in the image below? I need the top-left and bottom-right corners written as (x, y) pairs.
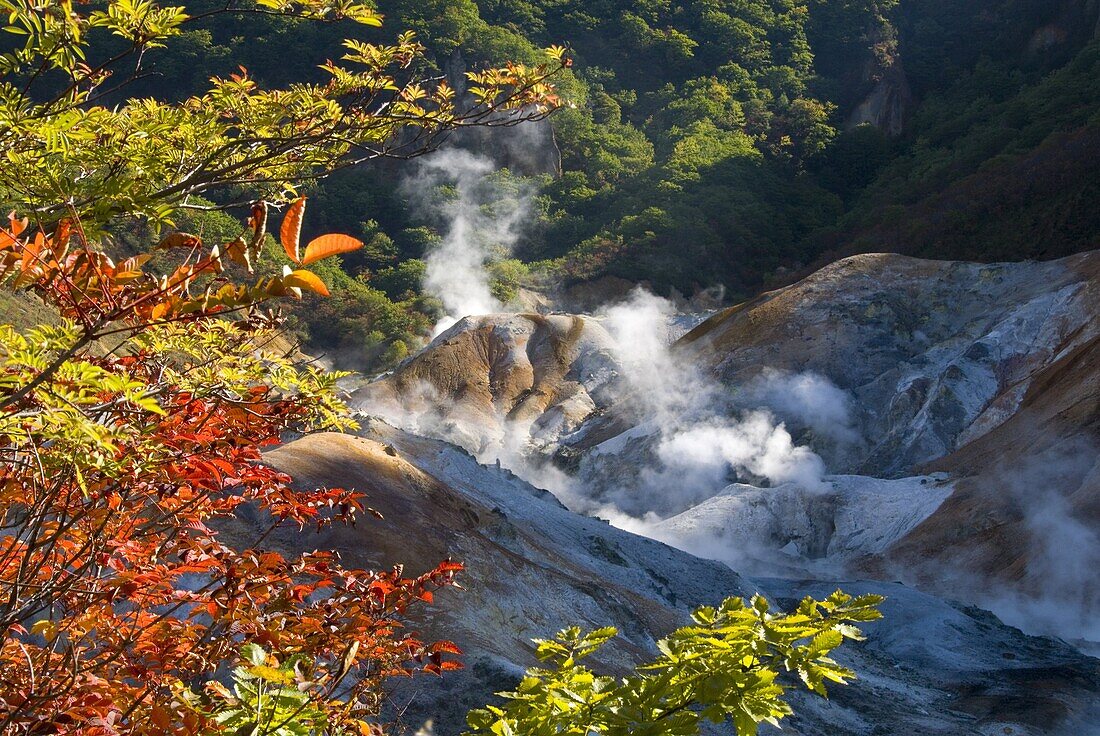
top-left (301, 233), bottom-right (363, 265)
top-left (8, 212), bottom-right (26, 236)
top-left (282, 269), bottom-right (330, 297)
top-left (158, 232), bottom-right (202, 250)
top-left (280, 197), bottom-right (306, 264)
top-left (20, 232), bottom-right (44, 274)
top-left (150, 302), bottom-right (171, 321)
top-left (150, 706), bottom-right (170, 730)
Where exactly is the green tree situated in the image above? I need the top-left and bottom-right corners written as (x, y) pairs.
top-left (466, 591), bottom-right (884, 736)
top-left (0, 0), bottom-right (567, 229)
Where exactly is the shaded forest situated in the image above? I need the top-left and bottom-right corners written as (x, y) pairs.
top-left (66, 0), bottom-right (1100, 367)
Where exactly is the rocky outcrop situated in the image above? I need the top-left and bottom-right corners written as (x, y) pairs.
top-left (652, 474), bottom-right (954, 571)
top-left (615, 250), bottom-right (1100, 647)
top-left (1026, 0), bottom-right (1100, 53)
top-left (845, 62), bottom-right (913, 137)
top-left (348, 249), bottom-right (1100, 658)
top-left (877, 330), bottom-right (1100, 607)
top-left (680, 251), bottom-right (1100, 477)
top-left (352, 313), bottom-right (623, 457)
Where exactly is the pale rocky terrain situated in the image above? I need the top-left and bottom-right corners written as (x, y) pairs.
top-left (259, 425), bottom-right (1099, 735)
top-left (674, 251), bottom-right (1100, 617)
top-left (274, 251), bottom-right (1100, 734)
top-left (650, 474), bottom-right (955, 571)
top-left (354, 313), bottom-right (625, 456)
top-left (679, 252), bottom-right (1100, 476)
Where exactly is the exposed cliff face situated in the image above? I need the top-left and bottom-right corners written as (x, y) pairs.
top-left (1025, 0), bottom-right (1100, 53)
top-left (351, 313), bottom-right (622, 457)
top-left (876, 331), bottom-right (1100, 626)
top-left (845, 62), bottom-right (913, 137)
top-left (669, 251), bottom-right (1099, 632)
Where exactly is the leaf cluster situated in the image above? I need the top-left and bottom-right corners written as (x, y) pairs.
top-left (466, 591), bottom-right (884, 736)
top-left (0, 197), bottom-right (470, 733)
top-left (0, 0), bottom-right (567, 231)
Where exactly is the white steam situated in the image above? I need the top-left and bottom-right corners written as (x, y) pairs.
top-left (404, 149), bottom-right (531, 335)
top-left (738, 368), bottom-right (860, 448)
top-left (560, 290), bottom-right (838, 527)
top-left (1005, 488), bottom-right (1100, 643)
top-left (653, 415), bottom-right (826, 496)
top-left (968, 441), bottom-right (1100, 646)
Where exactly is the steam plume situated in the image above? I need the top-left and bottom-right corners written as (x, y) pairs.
top-left (591, 291), bottom-right (830, 513)
top-left (403, 148), bottom-right (532, 335)
top-left (960, 440), bottom-right (1100, 645)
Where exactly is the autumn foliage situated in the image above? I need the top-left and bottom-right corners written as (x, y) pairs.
top-left (0, 0), bottom-right (567, 730)
top-left (0, 201), bottom-right (469, 733)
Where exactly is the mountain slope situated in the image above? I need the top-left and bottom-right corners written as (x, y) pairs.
top-left (260, 427), bottom-right (749, 729)
top-left (679, 251), bottom-right (1100, 475)
top-left (876, 329), bottom-right (1100, 632)
top-left (668, 250), bottom-right (1099, 628)
top-left (257, 425), bottom-right (1100, 735)
top-left (357, 250), bottom-right (1100, 645)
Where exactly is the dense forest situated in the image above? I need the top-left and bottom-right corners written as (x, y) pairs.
top-left (86, 0), bottom-right (1100, 366)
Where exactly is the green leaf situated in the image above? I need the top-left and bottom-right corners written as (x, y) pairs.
top-left (461, 591), bottom-right (882, 736)
top-left (807, 630), bottom-right (843, 658)
top-left (241, 643), bottom-right (268, 667)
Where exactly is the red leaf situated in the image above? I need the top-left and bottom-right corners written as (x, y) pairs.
top-left (429, 640), bottom-right (462, 655)
top-left (150, 706), bottom-right (170, 730)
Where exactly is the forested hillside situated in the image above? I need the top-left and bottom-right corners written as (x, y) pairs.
top-left (82, 0), bottom-right (1100, 367)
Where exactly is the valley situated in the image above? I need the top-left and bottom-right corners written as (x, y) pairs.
top-left (261, 250), bottom-right (1100, 734)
